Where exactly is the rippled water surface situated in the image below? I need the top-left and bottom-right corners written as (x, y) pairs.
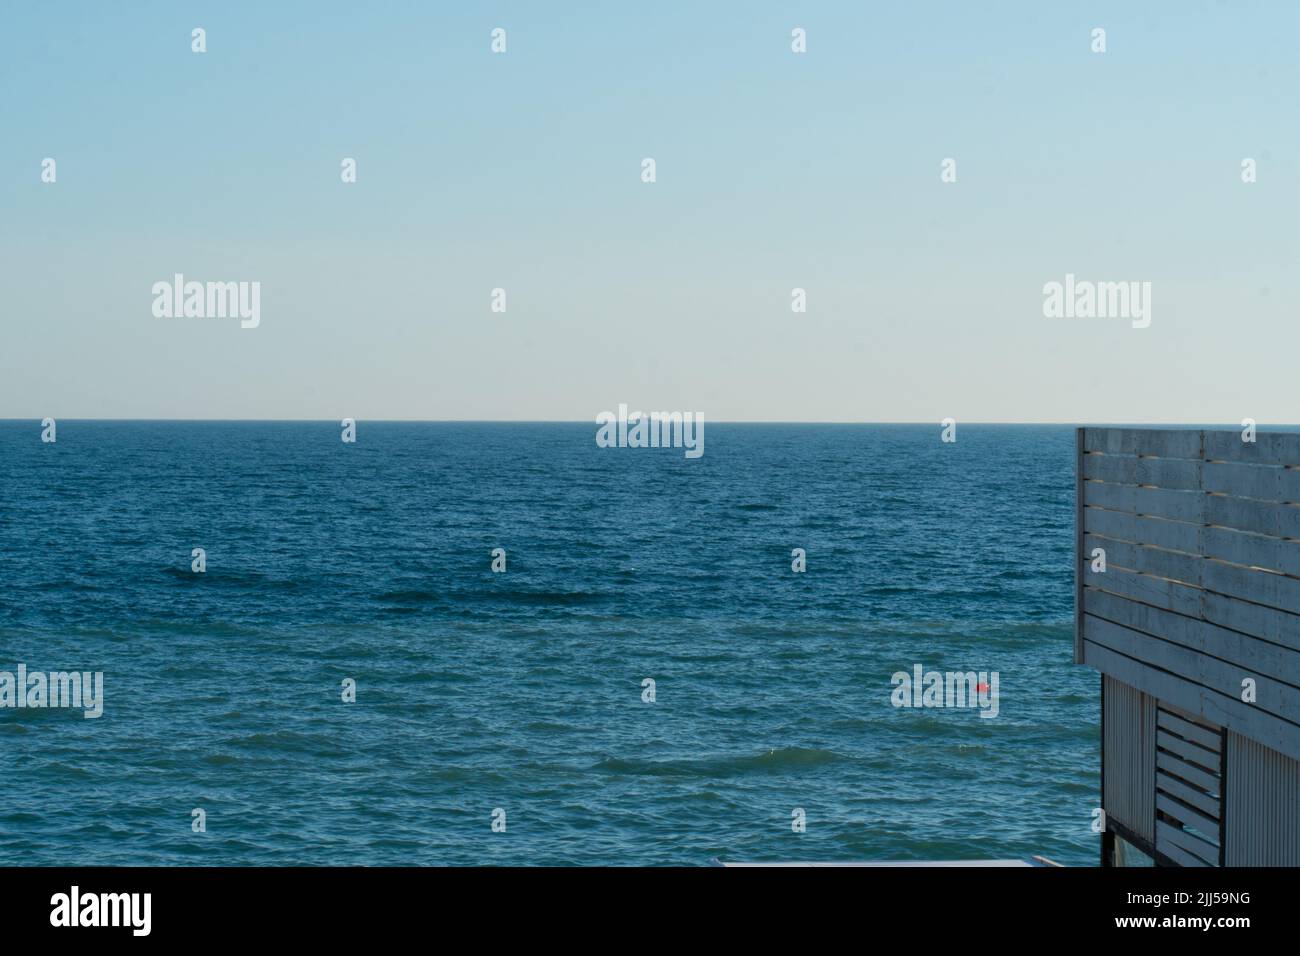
top-left (0, 422), bottom-right (1097, 865)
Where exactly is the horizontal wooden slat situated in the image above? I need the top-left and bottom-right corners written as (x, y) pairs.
top-left (1084, 589), bottom-right (1300, 680)
top-left (1086, 454), bottom-right (1300, 502)
top-left (1085, 533), bottom-right (1199, 582)
top-left (1153, 766), bottom-right (1222, 818)
top-left (1083, 454), bottom-right (1203, 490)
top-left (1081, 640), bottom-right (1300, 761)
top-left (1159, 700), bottom-right (1217, 729)
top-left (1202, 526), bottom-right (1300, 578)
top-left (1086, 482), bottom-right (1300, 540)
top-left (1157, 727), bottom-right (1222, 772)
top-left (1200, 589), bottom-right (1300, 650)
top-left (1084, 563), bottom-right (1203, 617)
top-left (1084, 481), bottom-right (1207, 524)
top-left (1085, 508), bottom-right (1199, 552)
top-left (1204, 460), bottom-right (1300, 503)
top-left (1204, 495), bottom-right (1300, 540)
top-left (1085, 509), bottom-right (1300, 578)
top-left (1156, 748), bottom-right (1221, 795)
top-left (1204, 431), bottom-right (1300, 468)
top-left (1157, 709), bottom-right (1223, 751)
top-left (1085, 566), bottom-right (1300, 650)
top-left (1157, 820), bottom-right (1219, 866)
top-left (1085, 534), bottom-right (1300, 617)
top-left (1083, 428), bottom-right (1204, 460)
top-left (1085, 615), bottom-right (1300, 724)
top-left (1083, 429), bottom-right (1300, 468)
top-left (1156, 792), bottom-right (1220, 844)
top-left (1203, 559), bottom-right (1300, 616)
top-left (1158, 838), bottom-right (1212, 867)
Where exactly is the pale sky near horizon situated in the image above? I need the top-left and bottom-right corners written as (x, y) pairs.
top-left (2, 2), bottom-right (1297, 423)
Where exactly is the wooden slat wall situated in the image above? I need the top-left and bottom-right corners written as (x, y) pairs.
top-left (1077, 427), bottom-right (1300, 764)
top-left (1154, 705), bottom-right (1222, 866)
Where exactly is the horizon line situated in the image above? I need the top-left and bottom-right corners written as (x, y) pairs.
top-left (2, 418), bottom-right (1290, 427)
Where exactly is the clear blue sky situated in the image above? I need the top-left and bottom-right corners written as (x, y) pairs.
top-left (2, 1), bottom-right (1296, 422)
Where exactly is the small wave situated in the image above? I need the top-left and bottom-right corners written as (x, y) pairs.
top-left (592, 746), bottom-right (842, 778)
top-left (471, 589), bottom-right (606, 607)
top-left (522, 720), bottom-right (574, 733)
top-left (375, 590), bottom-right (439, 604)
top-left (376, 588), bottom-right (605, 608)
top-left (223, 730), bottom-right (347, 756)
top-left (161, 567), bottom-right (300, 590)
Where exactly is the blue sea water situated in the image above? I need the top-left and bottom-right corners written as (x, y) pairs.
top-left (0, 422), bottom-right (1097, 865)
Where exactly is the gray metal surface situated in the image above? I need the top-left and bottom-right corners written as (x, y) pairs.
top-left (1103, 675), bottom-right (1156, 842)
top-left (1224, 731), bottom-right (1300, 865)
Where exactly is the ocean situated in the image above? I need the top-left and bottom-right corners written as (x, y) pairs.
top-left (0, 422), bottom-right (1097, 865)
